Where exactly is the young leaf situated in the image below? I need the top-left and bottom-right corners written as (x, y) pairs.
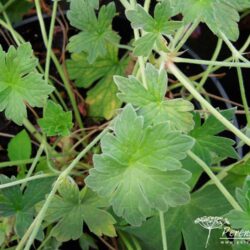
top-left (0, 176), bottom-right (55, 239)
top-left (163, 0), bottom-right (249, 41)
top-left (67, 46), bottom-right (128, 119)
top-left (0, 43), bottom-right (54, 125)
top-left (7, 129), bottom-right (31, 163)
top-left (86, 105), bottom-right (194, 226)
top-left (114, 63), bottom-right (194, 132)
top-left (67, 0), bottom-right (119, 63)
top-left (45, 179), bottom-right (116, 242)
top-left (38, 101), bottom-right (73, 137)
top-left (126, 2), bottom-right (182, 56)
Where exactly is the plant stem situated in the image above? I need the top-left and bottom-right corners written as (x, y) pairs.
top-left (196, 38), bottom-right (223, 92)
top-left (143, 0), bottom-right (151, 12)
top-left (21, 143), bottom-right (45, 191)
top-left (236, 65), bottom-right (250, 125)
top-left (44, 0), bottom-right (59, 84)
top-left (17, 127), bottom-right (110, 250)
top-left (159, 211), bottom-right (167, 250)
top-left (219, 31), bottom-right (250, 63)
top-left (175, 18), bottom-right (200, 52)
top-left (34, 0), bottom-right (83, 128)
top-left (23, 118), bottom-right (44, 143)
top-left (0, 0), bottom-right (16, 13)
top-left (188, 151), bottom-right (243, 211)
top-left (173, 57), bottom-right (250, 68)
top-left (0, 174), bottom-right (56, 189)
top-left (167, 61), bottom-right (250, 145)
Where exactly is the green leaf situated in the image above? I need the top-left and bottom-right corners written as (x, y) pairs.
top-left (38, 100), bottom-right (73, 137)
top-left (45, 179), bottom-right (116, 242)
top-left (86, 105), bottom-right (194, 226)
top-left (1, 0), bottom-right (34, 24)
top-left (114, 63), bottom-right (194, 132)
top-left (126, 2), bottom-right (182, 56)
top-left (79, 233), bottom-right (98, 250)
top-left (225, 176), bottom-right (250, 231)
top-left (0, 43), bottom-right (54, 125)
top-left (164, 0), bottom-right (247, 41)
top-left (0, 176), bottom-right (55, 238)
top-left (125, 173), bottom-right (246, 250)
top-left (67, 46), bottom-right (128, 119)
top-left (7, 129), bottom-right (31, 163)
top-left (67, 0), bottom-right (119, 63)
top-left (183, 110), bottom-right (238, 189)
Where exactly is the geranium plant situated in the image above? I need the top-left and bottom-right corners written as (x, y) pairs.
top-left (0, 0), bottom-right (250, 249)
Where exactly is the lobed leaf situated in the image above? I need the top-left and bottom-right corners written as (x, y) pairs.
top-left (45, 179), bottom-right (116, 242)
top-left (38, 101), bottom-right (73, 137)
top-left (0, 43), bottom-right (54, 125)
top-left (67, 0), bottom-right (119, 63)
top-left (86, 105), bottom-right (194, 226)
top-left (114, 63), bottom-right (194, 132)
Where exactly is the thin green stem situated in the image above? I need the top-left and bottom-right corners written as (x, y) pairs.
top-left (0, 0), bottom-right (16, 13)
top-left (236, 65), bottom-right (250, 125)
top-left (21, 144), bottom-right (45, 191)
top-left (120, 0), bottom-right (131, 9)
top-left (23, 118), bottom-right (44, 144)
top-left (34, 0), bottom-right (83, 128)
top-left (143, 0), bottom-right (151, 12)
top-left (0, 174), bottom-right (56, 189)
top-left (220, 31), bottom-right (250, 63)
top-left (175, 18), bottom-right (200, 52)
top-left (169, 25), bottom-right (186, 51)
top-left (159, 211), bottom-right (167, 250)
top-left (44, 0), bottom-right (59, 84)
top-left (196, 38), bottom-right (223, 92)
top-left (17, 127), bottom-right (110, 250)
top-left (188, 151), bottom-right (243, 211)
top-left (167, 61), bottom-right (250, 145)
top-left (173, 57), bottom-right (250, 68)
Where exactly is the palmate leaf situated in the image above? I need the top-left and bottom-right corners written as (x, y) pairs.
top-left (114, 63), bottom-right (194, 132)
top-left (162, 0), bottom-right (250, 41)
top-left (126, 2), bottom-right (182, 56)
top-left (67, 46), bottom-right (128, 119)
top-left (183, 109), bottom-right (239, 188)
top-left (45, 179), bottom-right (116, 242)
top-left (86, 105), bottom-right (194, 226)
top-left (0, 176), bottom-right (55, 239)
top-left (67, 0), bottom-right (119, 64)
top-left (0, 43), bottom-right (54, 125)
top-left (38, 101), bottom-right (73, 137)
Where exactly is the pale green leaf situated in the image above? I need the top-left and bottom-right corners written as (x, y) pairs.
top-left (86, 105), bottom-right (194, 226)
top-left (38, 100), bottom-right (73, 136)
top-left (114, 63), bottom-right (194, 132)
top-left (0, 43), bottom-right (54, 125)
